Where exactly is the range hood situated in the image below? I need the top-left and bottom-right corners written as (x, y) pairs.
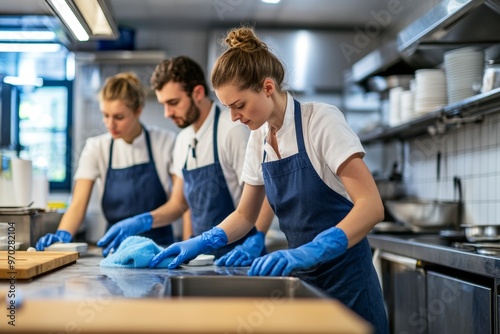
top-left (74, 50), bottom-right (166, 64)
top-left (352, 0), bottom-right (500, 85)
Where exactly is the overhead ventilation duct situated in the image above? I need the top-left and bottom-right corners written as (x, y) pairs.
top-left (398, 0), bottom-right (500, 55)
top-left (74, 50), bottom-right (166, 65)
top-left (352, 0), bottom-right (500, 86)
top-left (209, 29), bottom-right (357, 93)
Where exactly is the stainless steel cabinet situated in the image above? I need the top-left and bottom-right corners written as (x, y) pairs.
top-left (426, 271), bottom-right (491, 334)
top-left (497, 295), bottom-right (500, 334)
top-left (380, 252), bottom-right (493, 334)
top-left (380, 252), bottom-right (427, 334)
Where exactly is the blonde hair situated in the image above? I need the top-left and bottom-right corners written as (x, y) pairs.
top-left (99, 72), bottom-right (145, 112)
top-left (211, 27), bottom-right (285, 92)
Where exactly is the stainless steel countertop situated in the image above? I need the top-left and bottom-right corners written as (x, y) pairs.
top-left (8, 234), bottom-right (500, 301)
top-left (1, 248), bottom-right (250, 300)
top-left (368, 233), bottom-right (500, 278)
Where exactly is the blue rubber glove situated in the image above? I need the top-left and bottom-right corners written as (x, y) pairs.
top-left (97, 212), bottom-right (153, 257)
top-left (149, 227), bottom-right (228, 269)
top-left (215, 231), bottom-right (265, 267)
top-left (35, 230), bottom-right (72, 251)
top-left (248, 226), bottom-right (348, 276)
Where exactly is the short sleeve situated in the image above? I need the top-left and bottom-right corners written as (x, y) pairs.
top-left (241, 127), bottom-right (266, 186)
top-left (73, 137), bottom-right (103, 181)
top-left (308, 104), bottom-right (365, 174)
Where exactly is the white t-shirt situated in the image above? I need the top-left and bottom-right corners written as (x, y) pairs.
top-left (171, 103), bottom-right (250, 207)
top-left (74, 126), bottom-right (176, 198)
top-left (241, 93), bottom-right (365, 201)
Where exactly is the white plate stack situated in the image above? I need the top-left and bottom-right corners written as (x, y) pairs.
top-left (414, 69), bottom-right (447, 115)
top-left (444, 47), bottom-right (484, 104)
top-left (388, 87), bottom-right (404, 126)
top-left (400, 90), bottom-right (415, 123)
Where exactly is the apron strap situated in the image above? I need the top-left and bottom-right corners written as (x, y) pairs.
top-left (108, 139), bottom-right (114, 169)
top-left (108, 125), bottom-right (151, 169)
top-left (183, 105), bottom-right (221, 169)
top-left (212, 105), bottom-right (221, 163)
top-left (262, 99), bottom-right (302, 163)
top-left (142, 126), bottom-right (154, 162)
top-left (292, 99), bottom-right (306, 153)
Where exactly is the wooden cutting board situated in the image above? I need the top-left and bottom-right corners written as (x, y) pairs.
top-left (0, 251), bottom-right (79, 279)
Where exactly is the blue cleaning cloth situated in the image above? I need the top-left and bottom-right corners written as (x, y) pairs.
top-left (100, 236), bottom-right (175, 268)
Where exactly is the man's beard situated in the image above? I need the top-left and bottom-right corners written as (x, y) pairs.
top-left (177, 98), bottom-right (200, 129)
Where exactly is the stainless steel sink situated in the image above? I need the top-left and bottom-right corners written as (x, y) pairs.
top-left (164, 275), bottom-right (328, 299)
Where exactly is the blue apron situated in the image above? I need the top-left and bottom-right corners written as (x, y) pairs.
top-left (182, 106), bottom-right (257, 258)
top-left (261, 100), bottom-right (388, 333)
top-left (102, 126), bottom-right (174, 246)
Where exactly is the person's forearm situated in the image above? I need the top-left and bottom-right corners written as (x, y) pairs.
top-left (182, 210), bottom-right (193, 240)
top-left (58, 206), bottom-right (86, 236)
top-left (336, 198), bottom-right (384, 248)
top-left (150, 174), bottom-right (189, 229)
top-left (254, 197), bottom-right (274, 234)
top-left (218, 210), bottom-right (257, 243)
top-left (218, 183), bottom-right (267, 243)
top-left (57, 179), bottom-right (94, 236)
top-left (150, 199), bottom-right (188, 228)
top-left (336, 155), bottom-right (384, 248)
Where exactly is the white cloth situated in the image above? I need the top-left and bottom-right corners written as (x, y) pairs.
top-left (74, 126), bottom-right (176, 198)
top-left (241, 93), bottom-right (365, 201)
top-left (171, 103), bottom-right (250, 207)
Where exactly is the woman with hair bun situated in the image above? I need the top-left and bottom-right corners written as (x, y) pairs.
top-left (36, 72), bottom-right (177, 252)
top-left (150, 27), bottom-right (388, 333)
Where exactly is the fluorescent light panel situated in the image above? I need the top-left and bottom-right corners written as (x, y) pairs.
top-left (262, 0), bottom-right (281, 3)
top-left (74, 0), bottom-right (113, 35)
top-left (46, 0), bottom-right (118, 41)
top-left (48, 0), bottom-right (89, 41)
top-left (0, 31), bottom-right (57, 41)
top-left (0, 43), bottom-right (62, 53)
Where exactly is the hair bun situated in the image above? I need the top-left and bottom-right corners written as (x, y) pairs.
top-left (116, 72), bottom-right (141, 86)
top-left (225, 27), bottom-right (267, 53)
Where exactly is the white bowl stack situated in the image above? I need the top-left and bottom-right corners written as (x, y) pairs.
top-left (444, 47), bottom-right (484, 104)
top-left (414, 69), bottom-right (447, 115)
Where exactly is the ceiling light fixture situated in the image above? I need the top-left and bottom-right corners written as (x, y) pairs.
top-left (261, 0), bottom-right (281, 4)
top-left (0, 43), bottom-right (62, 53)
top-left (0, 31), bottom-right (57, 41)
top-left (45, 0), bottom-right (118, 42)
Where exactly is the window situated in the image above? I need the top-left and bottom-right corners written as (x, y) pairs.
top-left (17, 80), bottom-right (73, 190)
top-left (0, 50), bottom-right (74, 191)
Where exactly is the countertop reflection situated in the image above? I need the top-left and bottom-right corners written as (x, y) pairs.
top-left (2, 248), bottom-right (250, 300)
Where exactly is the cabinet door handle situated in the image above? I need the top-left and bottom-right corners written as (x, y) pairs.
top-left (379, 251), bottom-right (418, 269)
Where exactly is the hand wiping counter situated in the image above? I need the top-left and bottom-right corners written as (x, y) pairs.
top-left (100, 236), bottom-right (175, 268)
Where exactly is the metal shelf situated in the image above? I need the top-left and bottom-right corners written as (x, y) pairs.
top-left (444, 87), bottom-right (500, 118)
top-left (359, 88), bottom-right (500, 144)
top-left (359, 109), bottom-right (444, 144)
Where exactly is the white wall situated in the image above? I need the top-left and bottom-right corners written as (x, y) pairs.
top-left (134, 28), bottom-right (209, 72)
top-left (365, 111), bottom-right (500, 226)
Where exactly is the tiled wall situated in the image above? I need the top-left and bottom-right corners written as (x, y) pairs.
top-left (366, 111), bottom-right (500, 226)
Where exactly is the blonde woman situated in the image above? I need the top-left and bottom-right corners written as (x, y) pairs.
top-left (36, 72), bottom-right (176, 251)
top-left (150, 28), bottom-right (388, 333)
